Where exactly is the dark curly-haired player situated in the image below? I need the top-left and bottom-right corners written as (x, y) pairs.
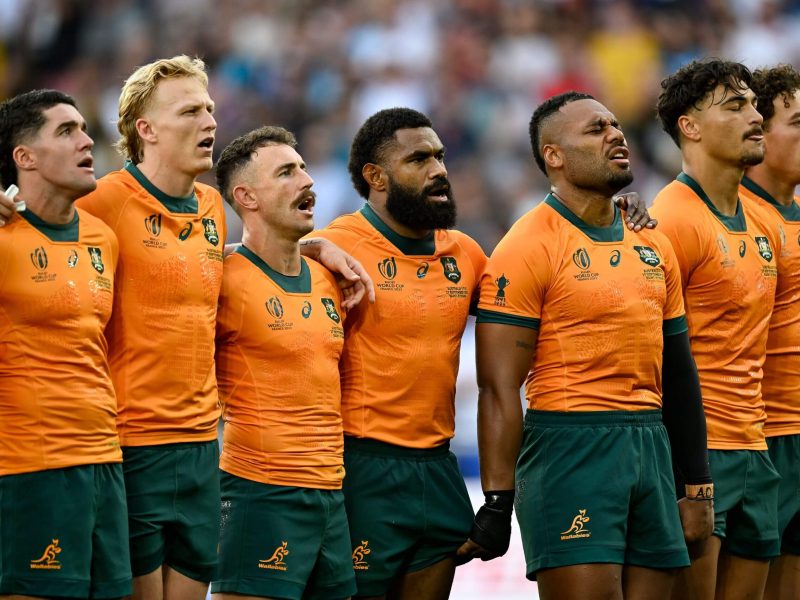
top-left (651, 58), bottom-right (781, 600)
top-left (739, 64), bottom-right (800, 600)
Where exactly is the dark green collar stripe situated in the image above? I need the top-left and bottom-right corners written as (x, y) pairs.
top-left (360, 203), bottom-right (436, 256)
top-left (236, 245), bottom-right (311, 293)
top-left (676, 172), bottom-right (747, 232)
top-left (20, 209), bottom-right (79, 242)
top-left (476, 309), bottom-right (540, 330)
top-left (741, 176), bottom-right (800, 221)
top-left (663, 315), bottom-right (688, 337)
top-left (543, 194), bottom-right (624, 242)
top-left (125, 162), bottom-right (198, 214)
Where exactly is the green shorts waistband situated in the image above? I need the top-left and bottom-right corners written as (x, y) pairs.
top-left (526, 409), bottom-right (663, 427)
top-left (344, 436), bottom-right (450, 460)
top-left (122, 439), bottom-right (218, 452)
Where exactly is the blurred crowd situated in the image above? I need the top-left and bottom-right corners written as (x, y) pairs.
top-left (2, 0), bottom-right (800, 251)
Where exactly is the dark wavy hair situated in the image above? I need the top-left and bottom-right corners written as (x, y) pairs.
top-left (348, 107), bottom-right (433, 199)
top-left (215, 125), bottom-right (297, 206)
top-left (0, 89), bottom-right (76, 188)
top-left (657, 59), bottom-right (753, 147)
top-left (528, 91), bottom-right (595, 174)
top-left (751, 64), bottom-right (800, 127)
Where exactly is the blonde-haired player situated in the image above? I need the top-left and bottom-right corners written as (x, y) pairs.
top-left (77, 55), bottom-right (372, 600)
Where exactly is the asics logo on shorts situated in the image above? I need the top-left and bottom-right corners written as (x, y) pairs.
top-left (352, 540), bottom-right (371, 570)
top-left (258, 541), bottom-right (289, 571)
top-left (30, 538), bottom-right (62, 570)
top-left (560, 509), bottom-right (592, 540)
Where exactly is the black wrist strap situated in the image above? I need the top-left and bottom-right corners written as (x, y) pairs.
top-left (484, 490), bottom-right (514, 513)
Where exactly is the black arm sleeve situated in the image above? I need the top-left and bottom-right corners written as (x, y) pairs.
top-left (662, 330), bottom-right (712, 488)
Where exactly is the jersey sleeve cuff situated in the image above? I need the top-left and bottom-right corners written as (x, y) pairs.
top-left (663, 315), bottom-right (688, 337)
top-left (476, 309), bottom-right (540, 329)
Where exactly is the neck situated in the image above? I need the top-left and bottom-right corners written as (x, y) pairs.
top-left (549, 184), bottom-right (615, 227)
top-left (241, 220), bottom-right (302, 276)
top-left (368, 197), bottom-right (430, 239)
top-left (682, 155), bottom-right (743, 217)
top-left (16, 181), bottom-right (77, 224)
top-left (745, 164), bottom-right (797, 206)
top-left (136, 156), bottom-right (198, 197)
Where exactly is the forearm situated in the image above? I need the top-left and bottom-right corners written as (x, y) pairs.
top-left (477, 386), bottom-right (523, 492)
top-left (662, 331), bottom-right (711, 486)
top-left (298, 237), bottom-right (323, 260)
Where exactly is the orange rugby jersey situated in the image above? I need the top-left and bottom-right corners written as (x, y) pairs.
top-left (216, 247), bottom-right (346, 489)
top-left (314, 204), bottom-right (487, 448)
top-left (477, 195), bottom-right (686, 412)
top-left (651, 173), bottom-right (778, 450)
top-left (0, 208), bottom-right (121, 475)
top-left (76, 162), bottom-right (226, 446)
top-left (739, 177), bottom-right (800, 437)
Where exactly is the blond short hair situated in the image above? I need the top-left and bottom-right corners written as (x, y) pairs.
top-left (115, 55), bottom-right (208, 163)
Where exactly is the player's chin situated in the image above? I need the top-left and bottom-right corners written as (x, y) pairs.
top-left (741, 149), bottom-right (765, 167)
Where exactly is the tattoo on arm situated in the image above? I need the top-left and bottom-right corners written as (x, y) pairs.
top-left (515, 340), bottom-right (534, 351)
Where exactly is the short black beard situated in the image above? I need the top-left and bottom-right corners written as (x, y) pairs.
top-left (605, 169), bottom-right (634, 196)
top-left (385, 177), bottom-right (457, 231)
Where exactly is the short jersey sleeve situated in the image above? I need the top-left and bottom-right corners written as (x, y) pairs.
top-left (476, 229), bottom-right (550, 329)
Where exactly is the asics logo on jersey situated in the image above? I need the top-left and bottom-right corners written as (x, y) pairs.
top-left (258, 541), bottom-right (289, 571)
top-left (352, 540), bottom-right (371, 569)
top-left (739, 240), bottom-right (746, 257)
top-left (755, 236), bottom-right (773, 262)
top-left (30, 247), bottom-right (48, 271)
top-left (30, 539), bottom-right (62, 570)
top-left (265, 296), bottom-right (285, 319)
top-left (301, 301), bottom-right (312, 319)
top-left (560, 509), bottom-right (591, 540)
top-left (67, 250), bottom-right (79, 268)
top-left (378, 257), bottom-right (397, 280)
top-left (572, 248), bottom-right (591, 270)
top-left (144, 213), bottom-right (162, 236)
top-left (179, 222), bottom-right (193, 241)
top-left (633, 246), bottom-right (660, 267)
top-left (417, 261), bottom-right (430, 278)
top-left (610, 250), bottom-right (621, 266)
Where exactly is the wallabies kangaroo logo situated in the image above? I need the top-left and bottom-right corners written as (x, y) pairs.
top-left (30, 539), bottom-right (61, 569)
top-left (352, 540), bottom-right (371, 569)
top-left (560, 509), bottom-right (591, 540)
top-left (258, 541), bottom-right (289, 571)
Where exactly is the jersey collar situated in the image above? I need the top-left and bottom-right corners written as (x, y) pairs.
top-left (676, 172), bottom-right (747, 232)
top-left (544, 193), bottom-right (624, 242)
top-left (741, 176), bottom-right (800, 222)
top-left (236, 245), bottom-right (311, 293)
top-left (125, 162), bottom-right (199, 214)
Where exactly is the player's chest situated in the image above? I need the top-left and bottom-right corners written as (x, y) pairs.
top-left (7, 241), bottom-right (114, 322)
top-left (370, 253), bottom-right (474, 324)
top-left (774, 220), bottom-right (800, 297)
top-left (242, 290), bottom-right (344, 349)
top-left (694, 228), bottom-right (777, 306)
top-left (120, 208), bottom-right (223, 262)
top-left (548, 243), bottom-right (669, 315)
